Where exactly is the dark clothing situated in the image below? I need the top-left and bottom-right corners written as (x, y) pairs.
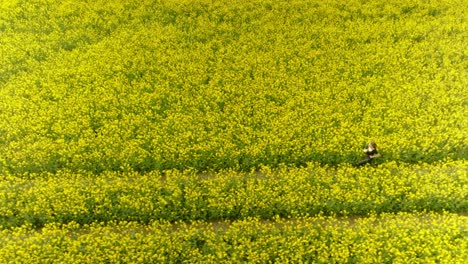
top-left (364, 149), bottom-right (378, 158)
top-left (357, 149), bottom-right (379, 166)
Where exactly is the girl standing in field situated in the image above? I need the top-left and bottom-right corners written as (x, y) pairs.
top-left (357, 141), bottom-right (380, 166)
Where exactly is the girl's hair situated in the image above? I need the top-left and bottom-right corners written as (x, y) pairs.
top-left (369, 141), bottom-right (377, 149)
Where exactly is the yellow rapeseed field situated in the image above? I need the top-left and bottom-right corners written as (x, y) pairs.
top-left (0, 0), bottom-right (466, 173)
top-left (0, 0), bottom-right (466, 262)
top-left (0, 161), bottom-right (466, 228)
top-left (0, 213), bottom-right (466, 263)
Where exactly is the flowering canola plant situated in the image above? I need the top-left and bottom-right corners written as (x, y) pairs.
top-left (0, 213), bottom-right (466, 263)
top-left (0, 161), bottom-right (466, 228)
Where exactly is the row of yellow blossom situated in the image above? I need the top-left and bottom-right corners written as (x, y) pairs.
top-left (1, 161), bottom-right (466, 228)
top-left (0, 212), bottom-right (466, 263)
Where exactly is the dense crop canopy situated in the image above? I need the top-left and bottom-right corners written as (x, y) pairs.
top-left (0, 161), bottom-right (466, 228)
top-left (0, 0), bottom-right (467, 262)
top-left (0, 0), bottom-right (466, 174)
top-left (0, 213), bottom-right (466, 263)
